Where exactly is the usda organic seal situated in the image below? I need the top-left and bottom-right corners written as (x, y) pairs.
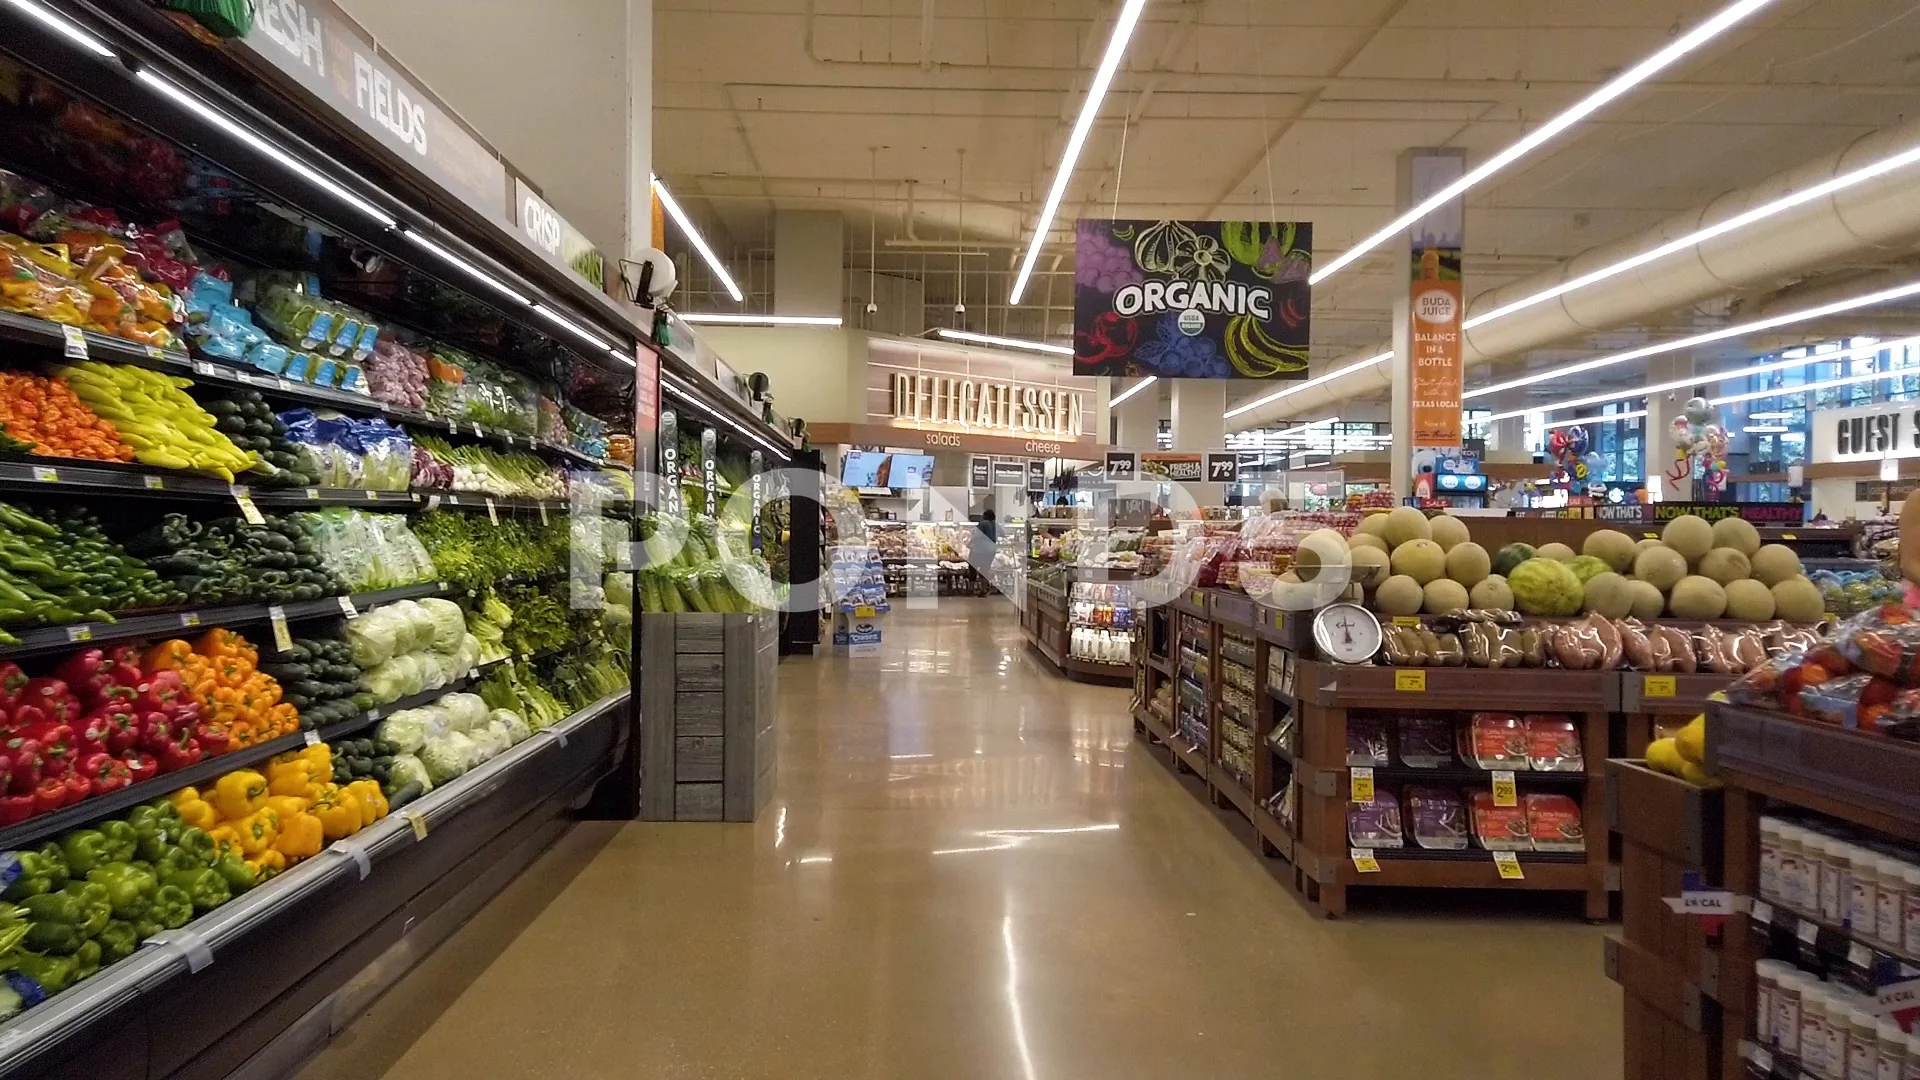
top-left (1177, 308), bottom-right (1206, 336)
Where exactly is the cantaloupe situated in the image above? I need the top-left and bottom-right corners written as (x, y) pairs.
top-left (1581, 572), bottom-right (1634, 618)
top-left (1293, 529), bottom-right (1349, 582)
top-left (1697, 547), bottom-right (1752, 586)
top-left (1772, 575), bottom-right (1826, 624)
top-left (1633, 546), bottom-right (1688, 592)
top-left (1390, 538), bottom-right (1446, 585)
top-left (1349, 546), bottom-right (1391, 590)
top-left (1428, 514), bottom-right (1471, 553)
top-left (1583, 529), bottom-right (1639, 573)
top-left (1663, 515), bottom-right (1714, 563)
top-left (1375, 574), bottom-right (1424, 616)
top-left (1634, 537), bottom-right (1665, 557)
top-left (1347, 533), bottom-right (1390, 556)
top-left (1669, 576), bottom-right (1728, 620)
top-left (1382, 506), bottom-right (1432, 549)
top-left (1444, 542), bottom-right (1491, 588)
top-left (1627, 580), bottom-right (1666, 620)
top-left (1423, 578), bottom-right (1469, 614)
top-left (1724, 578), bottom-right (1776, 621)
top-left (1751, 544), bottom-right (1802, 586)
top-left (1469, 575), bottom-right (1513, 611)
top-left (1357, 513), bottom-right (1391, 539)
top-left (1710, 517), bottom-right (1762, 557)
top-left (1536, 542), bottom-right (1576, 561)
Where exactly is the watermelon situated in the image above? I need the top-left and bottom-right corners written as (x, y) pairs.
top-left (1491, 543), bottom-right (1535, 578)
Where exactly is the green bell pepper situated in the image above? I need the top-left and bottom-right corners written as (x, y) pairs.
top-left (145, 797), bottom-right (180, 822)
top-left (69, 938), bottom-right (100, 982)
top-left (18, 892), bottom-right (84, 954)
top-left (211, 853), bottom-right (255, 895)
top-left (58, 830), bottom-right (109, 878)
top-left (7, 951), bottom-right (74, 994)
top-left (96, 919), bottom-right (136, 961)
top-left (130, 916), bottom-right (160, 940)
top-left (128, 806), bottom-right (178, 864)
top-left (85, 864), bottom-right (156, 921)
top-left (160, 868), bottom-right (228, 913)
top-left (174, 827), bottom-right (215, 868)
top-left (156, 847), bottom-right (201, 877)
top-left (152, 884), bottom-right (192, 930)
top-left (58, 881), bottom-right (109, 938)
top-left (96, 821), bottom-right (137, 865)
top-left (35, 845), bottom-right (66, 890)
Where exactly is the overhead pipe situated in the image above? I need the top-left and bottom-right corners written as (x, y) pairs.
top-left (1227, 113), bottom-right (1920, 428)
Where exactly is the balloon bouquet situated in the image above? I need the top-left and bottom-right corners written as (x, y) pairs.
top-left (1666, 396), bottom-right (1730, 496)
top-left (1547, 425), bottom-right (1605, 492)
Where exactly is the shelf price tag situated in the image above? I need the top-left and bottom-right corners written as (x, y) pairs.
top-left (1350, 848), bottom-right (1381, 874)
top-left (1849, 941), bottom-right (1874, 971)
top-left (145, 345), bottom-right (167, 360)
top-left (1492, 851), bottom-right (1524, 880)
top-left (334, 840), bottom-right (372, 880)
top-left (1391, 616), bottom-right (1420, 627)
top-left (64, 626), bottom-right (92, 643)
top-left (471, 422), bottom-right (485, 439)
top-left (144, 475), bottom-right (164, 490)
top-left (192, 360), bottom-right (216, 377)
top-left (230, 486), bottom-right (265, 525)
top-left (1394, 669), bottom-right (1426, 692)
top-left (485, 498), bottom-right (499, 525)
top-left (1797, 918), bottom-right (1821, 946)
top-left (60, 325), bottom-right (88, 359)
top-left (403, 810), bottom-right (428, 841)
top-left (538, 503), bottom-right (550, 525)
top-left (1643, 674), bottom-right (1677, 698)
top-left (426, 495), bottom-right (442, 510)
top-left (303, 730), bottom-right (321, 747)
top-left (30, 466), bottom-right (56, 484)
top-left (1349, 766), bottom-right (1375, 805)
top-left (337, 596), bottom-right (359, 619)
top-left (267, 605), bottom-right (293, 653)
top-left (178, 612), bottom-right (201, 628)
top-left (1749, 899), bottom-right (1773, 926)
top-left (364, 490), bottom-right (379, 502)
top-left (1491, 770), bottom-right (1517, 807)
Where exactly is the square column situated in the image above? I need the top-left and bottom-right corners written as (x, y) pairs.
top-left (1111, 378), bottom-right (1163, 450)
top-left (1644, 354), bottom-right (1699, 501)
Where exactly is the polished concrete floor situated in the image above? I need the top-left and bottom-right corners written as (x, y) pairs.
top-left (299, 598), bottom-right (1622, 1080)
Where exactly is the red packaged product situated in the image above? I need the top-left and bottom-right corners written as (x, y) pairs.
top-left (1459, 713), bottom-right (1529, 771)
top-left (1523, 715), bottom-right (1582, 772)
top-left (1524, 794), bottom-right (1585, 853)
top-left (1470, 791), bottom-right (1532, 851)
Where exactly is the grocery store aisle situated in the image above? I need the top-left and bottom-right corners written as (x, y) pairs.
top-left (298, 598), bottom-right (1621, 1080)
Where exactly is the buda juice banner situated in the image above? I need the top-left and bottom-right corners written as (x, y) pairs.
top-left (1072, 219), bottom-right (1312, 379)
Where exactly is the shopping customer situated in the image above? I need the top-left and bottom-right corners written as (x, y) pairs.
top-left (1900, 492), bottom-right (1920, 605)
top-left (972, 508), bottom-right (998, 573)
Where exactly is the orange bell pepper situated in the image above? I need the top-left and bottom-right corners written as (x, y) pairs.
top-left (143, 639), bottom-right (193, 673)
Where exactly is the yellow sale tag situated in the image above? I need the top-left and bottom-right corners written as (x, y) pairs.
top-left (854, 605), bottom-right (877, 618)
top-left (1779, 532), bottom-right (1797, 541)
top-left (1392, 616), bottom-right (1420, 627)
top-left (65, 626), bottom-right (91, 643)
top-left (30, 466), bottom-right (56, 484)
top-left (143, 475), bottom-right (164, 490)
top-left (405, 811), bottom-right (428, 841)
top-left (1351, 848), bottom-right (1381, 874)
top-left (1644, 674), bottom-right (1676, 698)
top-left (1492, 770), bottom-right (1517, 807)
top-left (1493, 851), bottom-right (1524, 880)
top-left (268, 605), bottom-right (293, 653)
top-left (179, 612), bottom-right (201, 628)
top-left (231, 487), bottom-right (265, 525)
top-left (1350, 767), bottom-right (1375, 805)
top-left (1395, 669), bottom-right (1426, 692)
top-left (1190, 590), bottom-right (1205, 608)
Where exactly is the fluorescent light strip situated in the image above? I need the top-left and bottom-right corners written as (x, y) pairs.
top-left (1223, 352), bottom-right (1391, 420)
top-left (1467, 280), bottom-right (1920, 400)
top-left (652, 176), bottom-right (743, 304)
top-left (6, 0), bottom-right (114, 56)
top-left (936, 329), bottom-right (1072, 355)
top-left (1466, 143), bottom-right (1920, 331)
top-left (529, 302), bottom-right (619, 352)
top-left (135, 71), bottom-right (396, 229)
top-left (1747, 410), bottom-right (1795, 420)
top-left (1744, 425), bottom-right (1790, 433)
top-left (1310, 0), bottom-right (1776, 287)
top-left (1709, 364), bottom-right (1905, 409)
top-left (1109, 376), bottom-right (1157, 407)
top-left (682, 314), bottom-right (842, 327)
top-left (1540, 410), bottom-right (1646, 431)
top-left (660, 374), bottom-right (789, 459)
top-left (1481, 333), bottom-right (1920, 423)
top-left (1008, 0), bottom-right (1150, 305)
top-left (397, 229), bottom-right (530, 305)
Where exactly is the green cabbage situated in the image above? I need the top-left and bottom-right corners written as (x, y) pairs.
top-left (420, 732), bottom-right (476, 785)
top-left (418, 598), bottom-right (468, 651)
top-left (491, 708), bottom-right (531, 745)
top-left (373, 708), bottom-right (447, 754)
top-left (386, 753), bottom-right (432, 794)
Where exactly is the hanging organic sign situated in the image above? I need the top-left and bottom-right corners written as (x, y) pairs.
top-left (1073, 219), bottom-right (1312, 380)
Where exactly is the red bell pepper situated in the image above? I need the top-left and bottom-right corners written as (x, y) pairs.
top-left (24, 723), bottom-right (74, 780)
top-left (58, 772), bottom-right (87, 807)
top-left (0, 662), bottom-right (28, 712)
top-left (81, 752), bottom-right (130, 796)
top-left (31, 776), bottom-right (66, 814)
top-left (120, 750), bottom-right (156, 786)
top-left (52, 649), bottom-right (111, 703)
top-left (76, 707), bottom-right (116, 752)
top-left (194, 724), bottom-right (230, 757)
top-left (161, 699), bottom-right (200, 727)
top-left (158, 736), bottom-right (202, 773)
top-left (137, 712), bottom-right (176, 754)
top-left (2, 737), bottom-right (41, 794)
top-left (95, 706), bottom-right (137, 754)
top-left (135, 671), bottom-right (185, 715)
top-left (0, 707), bottom-right (14, 737)
top-left (0, 794), bottom-right (31, 825)
top-left (21, 679), bottom-right (76, 726)
top-left (8, 704), bottom-right (43, 734)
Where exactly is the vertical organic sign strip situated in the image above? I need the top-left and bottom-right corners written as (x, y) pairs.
top-left (1072, 219), bottom-right (1313, 380)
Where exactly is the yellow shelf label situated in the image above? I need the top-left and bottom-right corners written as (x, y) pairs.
top-left (1350, 848), bottom-right (1381, 874)
top-left (1643, 674), bottom-right (1677, 698)
top-left (1392, 616), bottom-right (1420, 627)
top-left (1493, 851), bottom-right (1524, 880)
top-left (267, 605), bottom-right (293, 653)
top-left (1395, 669), bottom-right (1426, 692)
top-left (1350, 766), bottom-right (1375, 805)
top-left (1491, 770), bottom-right (1517, 807)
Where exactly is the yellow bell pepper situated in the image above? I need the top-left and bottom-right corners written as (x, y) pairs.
top-left (213, 769), bottom-right (269, 821)
top-left (266, 759), bottom-right (316, 798)
top-left (172, 787), bottom-right (219, 831)
top-left (264, 794), bottom-right (311, 821)
top-left (273, 810), bottom-right (323, 861)
top-left (245, 849), bottom-right (286, 880)
top-left (311, 788), bottom-right (361, 841)
top-left (236, 807), bottom-right (279, 855)
top-left (208, 825), bottom-right (243, 859)
top-left (298, 744), bottom-right (332, 772)
top-left (348, 780), bottom-right (388, 822)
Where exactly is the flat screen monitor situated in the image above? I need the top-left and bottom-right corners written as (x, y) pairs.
top-left (841, 451), bottom-right (934, 488)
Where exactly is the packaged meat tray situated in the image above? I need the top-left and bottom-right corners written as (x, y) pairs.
top-left (1348, 789), bottom-right (1404, 850)
top-left (1525, 794), bottom-right (1586, 853)
top-left (1459, 712), bottom-right (1530, 771)
top-left (1347, 714), bottom-right (1391, 768)
top-left (1523, 714), bottom-right (1583, 772)
top-left (1469, 790), bottom-right (1533, 851)
top-left (1397, 715), bottom-right (1454, 769)
top-left (1406, 786), bottom-right (1469, 851)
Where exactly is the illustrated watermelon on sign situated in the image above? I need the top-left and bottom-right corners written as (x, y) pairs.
top-left (1073, 219), bottom-right (1312, 379)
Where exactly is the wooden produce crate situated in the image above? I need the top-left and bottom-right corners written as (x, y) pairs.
top-left (1606, 759), bottom-right (1729, 1080)
top-left (638, 612), bottom-right (778, 821)
top-left (1619, 671), bottom-right (1736, 758)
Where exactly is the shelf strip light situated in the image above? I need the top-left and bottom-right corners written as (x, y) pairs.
top-left (1008, 0), bottom-right (1151, 305)
top-left (1540, 410), bottom-right (1647, 431)
top-left (660, 374), bottom-right (789, 459)
top-left (1223, 352), bottom-right (1391, 420)
top-left (1109, 376), bottom-right (1157, 407)
top-left (529, 302), bottom-right (619, 352)
top-left (1468, 279), bottom-right (1920, 402)
top-left (5, 0), bottom-right (114, 57)
top-left (683, 314), bottom-right (843, 327)
top-left (1310, 0), bottom-right (1776, 286)
top-left (398, 228), bottom-right (528, 305)
top-left (653, 177), bottom-right (743, 304)
top-left (935, 328), bottom-right (1071, 355)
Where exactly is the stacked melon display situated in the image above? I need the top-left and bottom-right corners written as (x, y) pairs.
top-left (1356, 507), bottom-right (1498, 616)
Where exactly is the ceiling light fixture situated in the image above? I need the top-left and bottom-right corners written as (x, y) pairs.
top-left (1465, 142), bottom-right (1920, 331)
top-left (1540, 410), bottom-right (1647, 431)
top-left (1467, 280), bottom-right (1920, 401)
top-left (5, 0), bottom-right (114, 57)
top-left (935, 328), bottom-right (1072, 355)
top-left (1310, 0), bottom-right (1775, 287)
top-left (1743, 424), bottom-right (1790, 433)
top-left (397, 228), bottom-right (529, 305)
top-left (660, 373), bottom-right (790, 460)
top-left (1710, 365), bottom-right (1908, 411)
top-left (529, 302), bottom-right (620, 352)
top-left (652, 176), bottom-right (744, 303)
top-left (682, 314), bottom-right (844, 327)
top-left (1745, 410), bottom-right (1795, 420)
top-left (1109, 375), bottom-right (1157, 407)
top-left (1008, 0), bottom-right (1151, 305)
top-left (1224, 352), bottom-right (1392, 420)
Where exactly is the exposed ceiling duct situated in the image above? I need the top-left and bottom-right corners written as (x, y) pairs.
top-left (1226, 111), bottom-right (1920, 428)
